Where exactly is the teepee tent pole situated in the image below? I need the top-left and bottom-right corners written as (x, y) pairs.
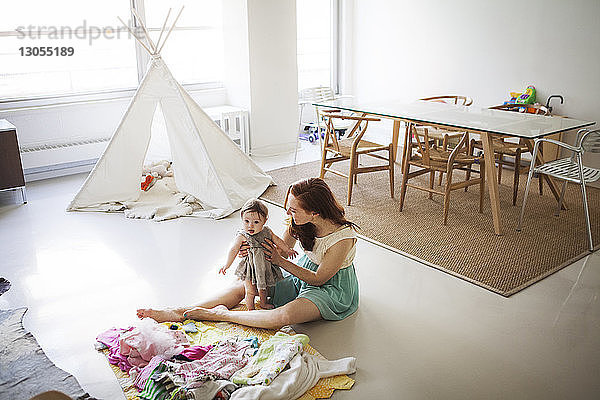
top-left (117, 16), bottom-right (154, 55)
top-left (157, 6), bottom-right (184, 54)
top-left (131, 7), bottom-right (157, 53)
top-left (155, 8), bottom-right (172, 53)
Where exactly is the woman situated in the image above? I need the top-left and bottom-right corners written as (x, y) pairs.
top-left (137, 178), bottom-right (359, 329)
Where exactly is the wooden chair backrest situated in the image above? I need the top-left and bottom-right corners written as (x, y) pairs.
top-left (411, 125), bottom-right (432, 164)
top-left (420, 95), bottom-right (473, 106)
top-left (410, 125), bottom-right (469, 166)
top-left (321, 110), bottom-right (380, 152)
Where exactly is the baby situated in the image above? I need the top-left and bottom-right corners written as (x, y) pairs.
top-left (219, 198), bottom-right (297, 310)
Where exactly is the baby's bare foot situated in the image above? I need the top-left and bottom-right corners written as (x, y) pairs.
top-left (136, 308), bottom-right (183, 323)
top-left (261, 303), bottom-right (275, 310)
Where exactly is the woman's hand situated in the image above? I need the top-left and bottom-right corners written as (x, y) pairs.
top-left (262, 238), bottom-right (285, 266)
top-left (284, 247), bottom-right (298, 260)
top-left (237, 240), bottom-right (249, 258)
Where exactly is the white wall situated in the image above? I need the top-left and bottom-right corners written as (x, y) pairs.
top-left (222, 0), bottom-right (300, 157)
top-left (223, 0), bottom-right (251, 109)
top-left (246, 0), bottom-right (299, 156)
top-left (351, 0), bottom-right (600, 125)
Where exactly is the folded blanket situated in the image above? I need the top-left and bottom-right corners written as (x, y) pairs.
top-left (123, 177), bottom-right (203, 221)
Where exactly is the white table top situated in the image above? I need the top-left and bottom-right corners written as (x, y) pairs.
top-left (313, 99), bottom-right (595, 139)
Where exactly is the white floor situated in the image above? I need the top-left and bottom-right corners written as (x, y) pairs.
top-left (1, 140), bottom-right (599, 399)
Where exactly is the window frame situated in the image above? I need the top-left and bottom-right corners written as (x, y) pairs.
top-left (296, 0), bottom-right (341, 95)
top-left (331, 0), bottom-right (340, 94)
top-left (0, 0), bottom-right (225, 107)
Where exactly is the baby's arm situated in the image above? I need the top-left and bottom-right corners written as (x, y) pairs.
top-left (270, 232), bottom-right (298, 259)
top-left (219, 234), bottom-right (246, 274)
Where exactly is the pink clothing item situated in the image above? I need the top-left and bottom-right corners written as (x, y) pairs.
top-left (134, 355), bottom-right (165, 390)
top-left (169, 338), bottom-right (254, 382)
top-left (120, 318), bottom-right (190, 368)
top-left (177, 345), bottom-right (213, 361)
top-left (96, 327), bottom-right (134, 372)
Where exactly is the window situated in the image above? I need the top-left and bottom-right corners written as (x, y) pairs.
top-left (144, 0), bottom-right (224, 85)
top-left (296, 0), bottom-right (336, 91)
top-left (0, 0), bottom-right (224, 101)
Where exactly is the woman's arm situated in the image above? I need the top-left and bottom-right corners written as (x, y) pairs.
top-left (264, 238), bottom-right (355, 286)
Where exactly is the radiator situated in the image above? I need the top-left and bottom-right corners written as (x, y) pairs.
top-left (18, 105), bottom-right (250, 181)
top-left (20, 137), bottom-right (111, 177)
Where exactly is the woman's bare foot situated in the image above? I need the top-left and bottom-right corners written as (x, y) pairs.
top-left (136, 308), bottom-right (183, 323)
top-left (183, 305), bottom-right (229, 322)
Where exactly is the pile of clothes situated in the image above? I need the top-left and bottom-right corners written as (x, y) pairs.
top-left (96, 318), bottom-right (356, 400)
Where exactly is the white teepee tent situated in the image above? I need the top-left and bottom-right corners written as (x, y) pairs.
top-left (67, 8), bottom-right (273, 219)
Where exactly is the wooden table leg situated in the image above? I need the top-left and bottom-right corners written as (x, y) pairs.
top-left (481, 131), bottom-right (502, 235)
top-left (392, 119), bottom-right (401, 162)
top-left (401, 122), bottom-right (412, 171)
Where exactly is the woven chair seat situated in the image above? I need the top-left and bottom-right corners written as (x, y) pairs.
top-left (415, 147), bottom-right (480, 164)
top-left (472, 138), bottom-right (528, 155)
top-left (334, 139), bottom-right (390, 156)
top-left (415, 126), bottom-right (464, 141)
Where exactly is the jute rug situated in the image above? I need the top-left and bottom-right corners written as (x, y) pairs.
top-left (262, 160), bottom-right (599, 296)
top-left (0, 308), bottom-right (93, 400)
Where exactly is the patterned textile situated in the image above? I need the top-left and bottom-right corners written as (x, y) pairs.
top-left (134, 355), bottom-right (165, 390)
top-left (165, 338), bottom-right (254, 384)
top-left (232, 332), bottom-right (309, 385)
top-left (99, 304), bottom-right (354, 400)
top-left (138, 363), bottom-right (174, 400)
top-left (161, 321), bottom-right (225, 346)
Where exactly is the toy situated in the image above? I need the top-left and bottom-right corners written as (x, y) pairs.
top-left (504, 85), bottom-right (536, 105)
top-left (298, 126), bottom-right (320, 144)
top-left (298, 124), bottom-right (345, 144)
top-left (140, 174), bottom-right (156, 191)
top-left (142, 160), bottom-right (173, 178)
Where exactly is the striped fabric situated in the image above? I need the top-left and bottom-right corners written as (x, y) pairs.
top-left (534, 157), bottom-right (600, 183)
top-left (139, 363), bottom-right (176, 400)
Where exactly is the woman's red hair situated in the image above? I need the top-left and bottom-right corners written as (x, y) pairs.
top-left (285, 178), bottom-right (357, 251)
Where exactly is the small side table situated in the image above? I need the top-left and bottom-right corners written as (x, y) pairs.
top-left (0, 120), bottom-right (27, 203)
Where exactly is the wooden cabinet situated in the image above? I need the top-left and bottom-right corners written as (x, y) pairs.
top-left (0, 120), bottom-right (27, 203)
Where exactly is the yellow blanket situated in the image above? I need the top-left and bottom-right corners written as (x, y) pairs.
top-left (101, 307), bottom-right (354, 400)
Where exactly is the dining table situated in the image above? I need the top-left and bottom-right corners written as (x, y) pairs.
top-left (312, 98), bottom-right (596, 235)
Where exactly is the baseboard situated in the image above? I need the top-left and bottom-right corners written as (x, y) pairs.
top-left (24, 159), bottom-right (96, 182)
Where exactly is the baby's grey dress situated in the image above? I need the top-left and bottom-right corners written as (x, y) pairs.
top-left (234, 226), bottom-right (284, 290)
